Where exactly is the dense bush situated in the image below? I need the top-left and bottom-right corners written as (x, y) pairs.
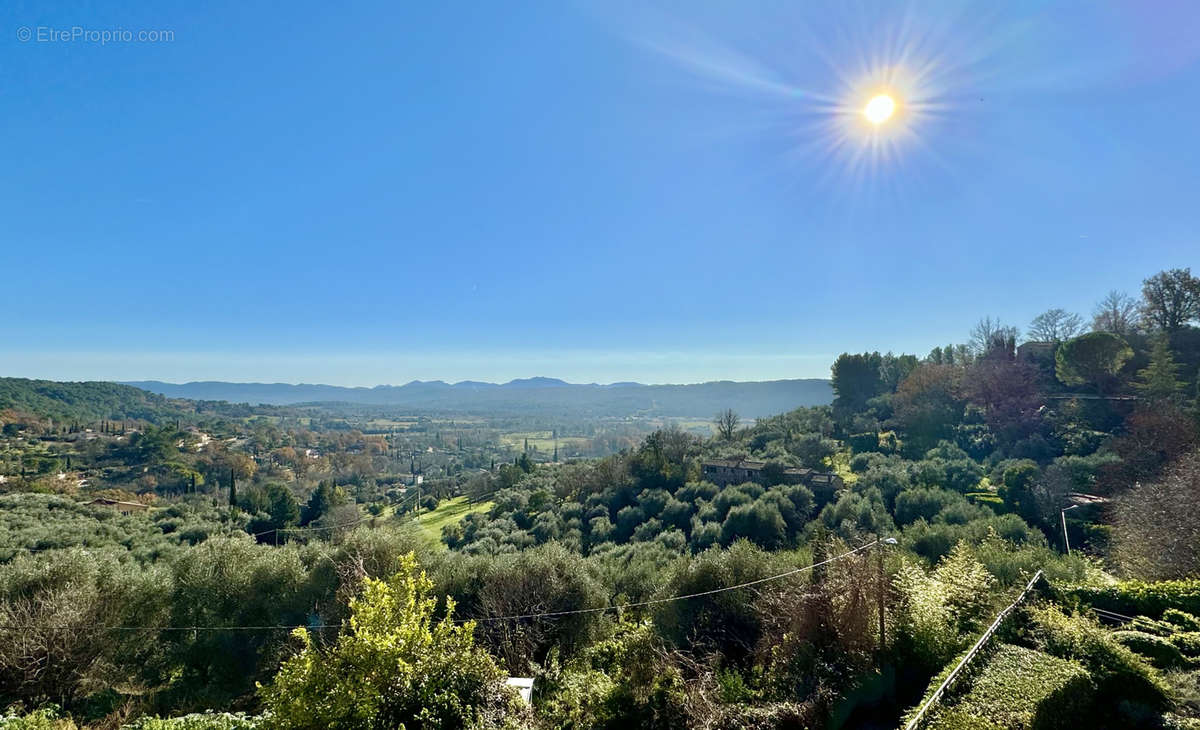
top-left (0, 494), bottom-right (239, 563)
top-left (0, 549), bottom-right (171, 708)
top-left (1063, 580), bottom-right (1200, 619)
top-left (891, 543), bottom-right (996, 673)
top-left (435, 543), bottom-right (608, 672)
top-left (925, 644), bottom-right (1094, 730)
top-left (1112, 631), bottom-right (1188, 670)
top-left (653, 541), bottom-right (797, 664)
top-left (260, 553), bottom-right (520, 730)
top-left (1024, 605), bottom-right (1170, 713)
top-left (122, 713), bottom-right (262, 729)
top-left (534, 621), bottom-right (689, 730)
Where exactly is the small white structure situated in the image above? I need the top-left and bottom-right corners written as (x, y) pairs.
top-left (505, 677), bottom-right (534, 704)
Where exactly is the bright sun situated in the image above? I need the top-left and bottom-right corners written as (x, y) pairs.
top-left (863, 94), bottom-right (896, 125)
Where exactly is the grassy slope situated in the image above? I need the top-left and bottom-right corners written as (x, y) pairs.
top-left (414, 496), bottom-right (493, 547)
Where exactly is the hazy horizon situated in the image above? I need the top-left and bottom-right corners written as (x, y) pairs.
top-left (2, 348), bottom-right (839, 387)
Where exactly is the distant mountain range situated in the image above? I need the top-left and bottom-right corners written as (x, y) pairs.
top-left (124, 378), bottom-right (833, 419)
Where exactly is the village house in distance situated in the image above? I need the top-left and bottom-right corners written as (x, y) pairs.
top-left (700, 459), bottom-right (843, 503)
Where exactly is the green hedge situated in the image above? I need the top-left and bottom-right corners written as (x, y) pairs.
top-left (1163, 609), bottom-right (1200, 632)
top-left (1112, 631), bottom-right (1188, 670)
top-left (925, 644), bottom-right (1093, 730)
top-left (1060, 580), bottom-right (1200, 618)
top-left (1169, 632), bottom-right (1200, 657)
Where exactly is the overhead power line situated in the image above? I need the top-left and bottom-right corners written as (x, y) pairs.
top-left (0, 539), bottom-right (880, 633)
top-left (466, 539), bottom-right (880, 623)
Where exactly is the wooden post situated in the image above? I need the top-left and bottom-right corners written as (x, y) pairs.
top-left (877, 537), bottom-right (886, 661)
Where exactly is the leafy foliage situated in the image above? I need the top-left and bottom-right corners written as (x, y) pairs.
top-left (259, 553), bottom-right (520, 730)
top-left (925, 644), bottom-right (1093, 730)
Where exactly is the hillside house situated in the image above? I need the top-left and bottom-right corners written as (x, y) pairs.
top-left (1017, 341), bottom-right (1056, 362)
top-left (700, 459), bottom-right (843, 502)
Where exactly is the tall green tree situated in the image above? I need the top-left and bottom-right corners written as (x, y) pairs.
top-left (831, 352), bottom-right (885, 415)
top-left (266, 483), bottom-right (301, 530)
top-left (301, 480), bottom-right (345, 526)
top-left (1055, 332), bottom-right (1134, 395)
top-left (1136, 336), bottom-right (1183, 403)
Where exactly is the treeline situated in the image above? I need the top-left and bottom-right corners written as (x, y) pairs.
top-left (825, 268), bottom-right (1200, 557)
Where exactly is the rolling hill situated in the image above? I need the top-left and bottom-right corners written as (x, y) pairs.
top-left (124, 377), bottom-right (833, 418)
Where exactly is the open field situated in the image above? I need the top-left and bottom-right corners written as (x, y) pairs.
top-left (414, 495), bottom-right (492, 546)
top-left (499, 431), bottom-right (589, 455)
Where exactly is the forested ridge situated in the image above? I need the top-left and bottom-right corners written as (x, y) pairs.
top-left (0, 378), bottom-right (184, 424)
top-left (2, 268), bottom-right (1200, 729)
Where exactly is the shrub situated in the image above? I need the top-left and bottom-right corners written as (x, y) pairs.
top-left (0, 549), bottom-right (171, 708)
top-left (1025, 605), bottom-right (1170, 712)
top-left (1112, 631), bottom-right (1187, 670)
top-left (892, 543), bottom-right (996, 672)
top-left (689, 521), bottom-right (721, 552)
top-left (121, 713), bottom-right (261, 729)
top-left (720, 501), bottom-right (787, 550)
top-left (259, 553), bottom-right (519, 730)
top-left (1063, 580), bottom-right (1200, 619)
top-left (926, 644), bottom-right (1094, 730)
top-left (1164, 609), bottom-right (1200, 632)
top-left (711, 702), bottom-right (813, 730)
top-left (0, 707), bottom-right (79, 730)
top-left (894, 488), bottom-right (965, 526)
top-left (534, 621), bottom-right (688, 730)
top-left (438, 544), bottom-right (607, 672)
top-left (163, 538), bottom-right (318, 705)
top-left (1169, 632), bottom-right (1200, 657)
top-left (903, 514), bottom-right (1042, 564)
top-left (653, 541), bottom-right (790, 663)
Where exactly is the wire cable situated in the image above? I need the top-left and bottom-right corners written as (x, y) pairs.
top-left (0, 539), bottom-right (879, 632)
top-left (466, 538), bottom-right (879, 623)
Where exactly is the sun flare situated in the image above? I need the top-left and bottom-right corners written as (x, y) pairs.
top-left (863, 94), bottom-right (896, 125)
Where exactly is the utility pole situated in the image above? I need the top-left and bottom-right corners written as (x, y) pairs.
top-left (878, 538), bottom-right (886, 658)
top-left (876, 536), bottom-right (897, 665)
top-left (1061, 504), bottom-right (1079, 556)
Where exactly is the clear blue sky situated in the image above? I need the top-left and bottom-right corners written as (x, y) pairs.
top-left (2, 1), bottom-right (1198, 385)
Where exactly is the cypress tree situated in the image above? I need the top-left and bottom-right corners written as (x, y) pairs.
top-left (229, 468), bottom-right (237, 508)
top-left (1136, 335), bottom-right (1183, 403)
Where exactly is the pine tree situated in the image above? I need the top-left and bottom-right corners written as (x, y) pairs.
top-left (1136, 336), bottom-right (1182, 402)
